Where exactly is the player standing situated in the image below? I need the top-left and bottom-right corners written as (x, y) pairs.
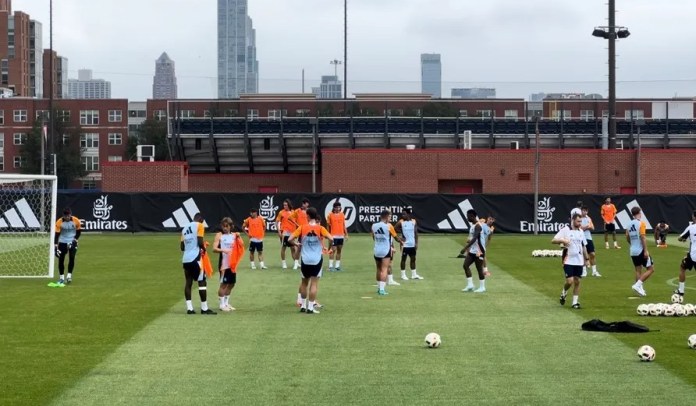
top-left (276, 199), bottom-right (296, 270)
top-left (53, 208), bottom-right (81, 285)
top-left (243, 208), bottom-right (267, 269)
top-left (552, 213), bottom-right (589, 309)
top-left (395, 209), bottom-right (423, 281)
top-left (580, 206), bottom-right (601, 277)
top-left (461, 209), bottom-right (487, 293)
top-left (287, 207), bottom-right (333, 314)
top-left (626, 207), bottom-right (653, 297)
top-left (654, 221), bottom-right (670, 247)
top-left (674, 211), bottom-right (696, 298)
top-left (327, 201), bottom-right (348, 271)
top-left (290, 198), bottom-right (310, 270)
top-left (181, 213), bottom-right (216, 315)
top-left (214, 218), bottom-right (242, 311)
top-left (372, 210), bottom-right (402, 296)
top-left (601, 197), bottom-right (620, 249)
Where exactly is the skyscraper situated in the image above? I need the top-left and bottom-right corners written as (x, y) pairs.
top-left (42, 49), bottom-right (68, 99)
top-left (421, 53), bottom-right (441, 98)
top-left (67, 69), bottom-right (111, 99)
top-left (152, 52), bottom-right (177, 99)
top-left (217, 0), bottom-right (259, 98)
top-left (312, 75), bottom-right (342, 99)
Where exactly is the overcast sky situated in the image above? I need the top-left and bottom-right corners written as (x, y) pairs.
top-left (20, 0), bottom-right (696, 100)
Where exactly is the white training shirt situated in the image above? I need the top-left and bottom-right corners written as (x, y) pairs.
top-left (219, 232), bottom-right (236, 270)
top-left (581, 216), bottom-right (593, 241)
top-left (554, 227), bottom-right (587, 266)
top-left (401, 219), bottom-right (417, 248)
top-left (680, 224), bottom-right (696, 261)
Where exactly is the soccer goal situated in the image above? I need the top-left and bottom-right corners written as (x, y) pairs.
top-left (0, 174), bottom-right (58, 278)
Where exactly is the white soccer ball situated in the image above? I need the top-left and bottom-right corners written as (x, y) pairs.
top-left (675, 305), bottom-right (687, 317)
top-left (425, 332), bottom-right (441, 348)
top-left (684, 304), bottom-right (695, 315)
top-left (648, 304), bottom-right (661, 317)
top-left (688, 334), bottom-right (696, 349)
top-left (636, 304), bottom-right (649, 316)
top-left (637, 345), bottom-right (656, 362)
top-left (671, 293), bottom-right (684, 304)
top-left (663, 305), bottom-right (676, 317)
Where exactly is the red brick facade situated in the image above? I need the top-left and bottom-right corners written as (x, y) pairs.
top-left (188, 174), bottom-right (314, 193)
top-left (102, 162), bottom-right (189, 192)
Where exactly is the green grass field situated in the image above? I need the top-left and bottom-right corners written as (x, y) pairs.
top-left (2, 233), bottom-right (696, 405)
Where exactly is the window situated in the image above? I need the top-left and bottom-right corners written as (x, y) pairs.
top-left (0, 110), bottom-right (4, 125)
top-left (82, 156), bottom-right (99, 171)
top-left (107, 155), bottom-right (123, 162)
top-left (476, 110), bottom-right (492, 118)
top-left (552, 110), bottom-right (572, 121)
top-left (224, 109), bottom-right (239, 117)
top-left (386, 109), bottom-right (403, 117)
top-left (35, 110), bottom-right (49, 121)
top-left (58, 110), bottom-right (71, 123)
top-left (129, 109), bottom-right (146, 118)
top-left (82, 180), bottom-right (97, 190)
top-left (13, 156), bottom-right (25, 168)
top-left (203, 110), bottom-right (211, 118)
top-left (108, 110), bottom-right (122, 122)
top-left (80, 133), bottom-right (99, 148)
top-left (625, 110), bottom-right (644, 120)
top-left (0, 156), bottom-right (3, 171)
top-left (601, 110), bottom-right (609, 118)
top-left (295, 109), bottom-right (310, 117)
top-left (108, 133), bottom-right (122, 145)
top-left (580, 110), bottom-right (595, 121)
top-left (504, 110), bottom-right (519, 120)
top-left (458, 110), bottom-right (468, 118)
top-left (62, 134), bottom-right (70, 145)
top-left (153, 110), bottom-right (166, 121)
top-left (268, 109), bottom-right (287, 121)
top-left (180, 110), bottom-right (195, 118)
top-left (13, 109), bottom-right (27, 123)
top-left (0, 136), bottom-right (3, 148)
top-left (247, 109), bottom-right (259, 121)
top-left (80, 110), bottom-right (99, 125)
top-left (13, 133), bottom-right (26, 145)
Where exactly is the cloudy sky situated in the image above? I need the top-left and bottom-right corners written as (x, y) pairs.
top-left (20, 0), bottom-right (696, 100)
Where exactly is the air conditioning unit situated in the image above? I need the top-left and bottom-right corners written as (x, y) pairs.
top-left (510, 141), bottom-right (520, 150)
top-left (462, 130), bottom-right (473, 149)
top-left (137, 145), bottom-right (155, 162)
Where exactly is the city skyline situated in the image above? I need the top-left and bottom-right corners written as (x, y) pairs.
top-left (153, 52), bottom-right (177, 99)
top-left (217, 0), bottom-right (259, 98)
top-left (15, 0), bottom-right (696, 100)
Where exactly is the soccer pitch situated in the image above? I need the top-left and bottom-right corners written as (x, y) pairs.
top-left (2, 234), bottom-right (696, 405)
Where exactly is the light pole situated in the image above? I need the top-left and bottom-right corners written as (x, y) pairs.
top-left (592, 0), bottom-right (630, 150)
top-left (635, 118), bottom-right (644, 194)
top-left (48, 0), bottom-right (54, 172)
top-left (330, 59), bottom-right (342, 78)
top-left (343, 0), bottom-right (347, 99)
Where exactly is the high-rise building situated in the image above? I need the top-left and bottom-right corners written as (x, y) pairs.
top-left (29, 19), bottom-right (42, 98)
top-left (152, 52), bottom-right (177, 99)
top-left (42, 49), bottom-right (68, 99)
top-left (312, 75), bottom-right (342, 99)
top-left (451, 88), bottom-right (496, 99)
top-left (421, 53), bottom-right (441, 98)
top-left (217, 0), bottom-right (259, 98)
top-left (67, 69), bottom-right (111, 99)
top-left (0, 4), bottom-right (30, 96)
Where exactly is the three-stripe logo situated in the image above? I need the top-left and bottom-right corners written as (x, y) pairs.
top-left (614, 199), bottom-right (653, 230)
top-left (162, 198), bottom-right (209, 229)
top-left (0, 198), bottom-right (41, 229)
top-left (437, 199), bottom-right (477, 230)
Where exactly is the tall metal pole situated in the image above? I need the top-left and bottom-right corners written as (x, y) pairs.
top-left (608, 0), bottom-right (617, 149)
top-left (636, 126), bottom-right (641, 194)
top-left (343, 0), bottom-right (347, 99)
top-left (49, 0), bottom-right (55, 168)
top-left (533, 117), bottom-right (540, 236)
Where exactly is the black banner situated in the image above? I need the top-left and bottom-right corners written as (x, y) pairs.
top-left (57, 193), bottom-right (696, 235)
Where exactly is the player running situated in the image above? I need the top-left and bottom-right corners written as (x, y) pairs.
top-left (287, 207), bottom-right (333, 314)
top-left (181, 213), bottom-right (216, 315)
top-left (290, 198), bottom-right (310, 270)
top-left (395, 208), bottom-right (423, 281)
top-left (601, 197), bottom-right (620, 249)
top-left (276, 199), bottom-right (296, 270)
top-left (372, 210), bottom-right (402, 296)
top-left (53, 208), bottom-right (81, 285)
top-left (327, 201), bottom-right (348, 271)
top-left (461, 210), bottom-right (488, 293)
top-left (552, 213), bottom-right (589, 309)
top-left (214, 218), bottom-right (243, 312)
top-left (243, 208), bottom-right (267, 269)
top-left (674, 211), bottom-right (696, 299)
top-left (626, 207), bottom-right (654, 297)
top-left (580, 206), bottom-right (601, 277)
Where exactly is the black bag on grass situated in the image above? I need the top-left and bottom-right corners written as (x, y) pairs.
top-left (581, 319), bottom-right (650, 333)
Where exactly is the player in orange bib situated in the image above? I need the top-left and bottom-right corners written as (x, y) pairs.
top-left (243, 208), bottom-right (267, 270)
top-left (289, 198), bottom-right (310, 270)
top-left (276, 199), bottom-right (296, 270)
top-left (601, 197), bottom-right (620, 249)
top-left (327, 201), bottom-right (348, 271)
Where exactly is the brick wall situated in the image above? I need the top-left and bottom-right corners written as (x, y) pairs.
top-left (188, 174), bottom-right (315, 192)
top-left (641, 151), bottom-right (696, 194)
top-left (102, 162), bottom-right (188, 192)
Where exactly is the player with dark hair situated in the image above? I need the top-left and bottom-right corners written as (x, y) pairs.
top-left (53, 208), bottom-right (81, 285)
top-left (601, 197), bottom-right (620, 249)
top-left (580, 206), bottom-right (601, 277)
top-left (290, 198), bottom-right (311, 270)
top-left (570, 200), bottom-right (583, 220)
top-left (181, 213), bottom-right (216, 315)
top-left (460, 209), bottom-right (487, 293)
top-left (627, 206), bottom-right (653, 297)
top-left (395, 209), bottom-right (423, 281)
top-left (327, 201), bottom-right (348, 271)
top-left (243, 208), bottom-right (267, 269)
top-left (372, 210), bottom-right (402, 296)
top-left (276, 199), bottom-right (295, 270)
top-left (654, 221), bottom-right (670, 248)
top-left (552, 213), bottom-right (589, 309)
top-left (674, 211), bottom-right (696, 298)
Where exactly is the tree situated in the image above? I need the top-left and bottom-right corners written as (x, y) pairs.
top-left (421, 102), bottom-right (458, 117)
top-left (125, 119), bottom-right (170, 161)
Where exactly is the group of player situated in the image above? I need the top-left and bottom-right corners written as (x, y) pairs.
top-left (551, 197), bottom-right (696, 309)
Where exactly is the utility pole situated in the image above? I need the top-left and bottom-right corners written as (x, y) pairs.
top-left (608, 0), bottom-right (617, 150)
top-left (343, 0), bottom-right (348, 99)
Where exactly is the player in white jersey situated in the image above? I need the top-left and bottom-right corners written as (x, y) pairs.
top-left (372, 210), bottom-right (403, 296)
top-left (674, 211), bottom-right (696, 298)
top-left (181, 213), bottom-right (216, 315)
top-left (580, 206), bottom-right (601, 278)
top-left (570, 201), bottom-right (583, 220)
top-left (626, 207), bottom-right (654, 297)
top-left (461, 209), bottom-right (488, 293)
top-left (395, 208), bottom-right (423, 281)
top-left (552, 214), bottom-right (589, 309)
top-left (213, 218), bottom-right (241, 312)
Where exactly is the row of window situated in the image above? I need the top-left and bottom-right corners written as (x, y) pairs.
top-left (0, 154), bottom-right (122, 171)
top-left (5, 133), bottom-right (123, 146)
top-left (551, 109), bottom-right (645, 121)
top-left (0, 109), bottom-right (123, 125)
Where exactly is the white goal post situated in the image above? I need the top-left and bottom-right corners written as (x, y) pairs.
top-left (0, 174), bottom-right (58, 278)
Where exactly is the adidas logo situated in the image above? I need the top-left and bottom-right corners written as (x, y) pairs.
top-left (0, 198), bottom-right (41, 229)
top-left (614, 199), bottom-right (653, 230)
top-left (437, 199), bottom-right (477, 230)
top-left (162, 198), bottom-right (209, 229)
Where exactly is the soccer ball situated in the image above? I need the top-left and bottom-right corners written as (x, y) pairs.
top-left (684, 304), bottom-right (695, 315)
top-left (648, 304), bottom-right (661, 317)
top-left (671, 293), bottom-right (684, 304)
top-left (675, 305), bottom-right (687, 317)
top-left (425, 332), bottom-right (441, 348)
top-left (636, 304), bottom-right (649, 316)
top-left (688, 334), bottom-right (696, 349)
top-left (637, 345), bottom-right (656, 362)
top-left (663, 305), bottom-right (676, 317)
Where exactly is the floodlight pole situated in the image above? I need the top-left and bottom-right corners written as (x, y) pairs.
top-left (608, 0), bottom-right (617, 150)
top-left (533, 117), bottom-right (540, 236)
top-left (343, 0), bottom-right (347, 99)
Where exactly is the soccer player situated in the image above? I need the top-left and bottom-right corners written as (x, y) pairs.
top-left (243, 208), bottom-right (267, 269)
top-left (290, 198), bottom-right (310, 270)
top-left (395, 209), bottom-right (423, 281)
top-left (654, 221), bottom-right (670, 247)
top-left (372, 210), bottom-right (402, 295)
top-left (327, 201), bottom-right (348, 271)
top-left (53, 208), bottom-right (81, 285)
top-left (213, 218), bottom-right (242, 311)
top-left (674, 211), bottom-right (696, 298)
top-left (552, 213), bottom-right (589, 309)
top-left (601, 197), bottom-right (620, 249)
top-left (287, 207), bottom-right (333, 314)
top-left (181, 213), bottom-right (216, 315)
top-left (570, 200), bottom-right (583, 219)
top-left (461, 209), bottom-right (487, 293)
top-left (276, 199), bottom-right (296, 270)
top-left (626, 207), bottom-right (654, 297)
top-left (481, 216), bottom-right (495, 277)
top-left (580, 206), bottom-right (601, 277)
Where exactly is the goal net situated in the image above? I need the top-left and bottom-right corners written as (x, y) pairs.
top-left (0, 174), bottom-right (58, 278)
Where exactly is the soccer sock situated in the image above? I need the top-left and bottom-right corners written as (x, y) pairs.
top-left (635, 280), bottom-right (644, 287)
top-left (582, 266), bottom-right (587, 273)
top-left (186, 300), bottom-right (194, 311)
top-left (378, 281), bottom-right (386, 291)
top-left (225, 295), bottom-right (230, 307)
top-left (679, 282), bottom-right (686, 293)
top-left (479, 279), bottom-right (486, 289)
top-left (282, 260), bottom-right (287, 267)
top-left (592, 265), bottom-right (597, 273)
top-left (260, 261), bottom-right (265, 267)
top-left (388, 274), bottom-right (395, 283)
top-left (308, 301), bottom-right (314, 311)
top-left (401, 270), bottom-right (407, 278)
top-left (219, 296), bottom-right (225, 308)
top-left (336, 260), bottom-right (341, 268)
top-left (201, 301), bottom-right (209, 311)
top-left (466, 277), bottom-right (474, 287)
top-left (561, 288), bottom-right (568, 296)
top-left (294, 259), bottom-right (300, 266)
top-left (67, 272), bottom-right (72, 279)
top-left (411, 269), bottom-right (418, 277)
top-left (297, 293), bottom-right (302, 303)
top-left (572, 295), bottom-right (579, 305)
top-left (614, 241), bottom-right (619, 247)
top-left (329, 259), bottom-right (334, 268)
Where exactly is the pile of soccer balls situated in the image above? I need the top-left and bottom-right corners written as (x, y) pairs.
top-left (531, 250), bottom-right (564, 258)
top-left (638, 334), bottom-right (696, 362)
top-left (636, 294), bottom-right (695, 317)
